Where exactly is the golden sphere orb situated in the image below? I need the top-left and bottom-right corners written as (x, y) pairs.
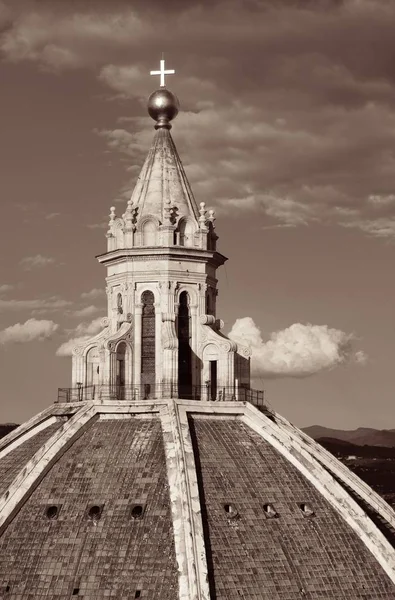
top-left (147, 88), bottom-right (180, 129)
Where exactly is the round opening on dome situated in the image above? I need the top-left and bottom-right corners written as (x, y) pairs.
top-left (45, 505), bottom-right (59, 520)
top-left (299, 503), bottom-right (315, 517)
top-left (263, 503), bottom-right (278, 518)
top-left (131, 505), bottom-right (144, 519)
top-left (224, 504), bottom-right (238, 518)
top-left (88, 505), bottom-right (102, 521)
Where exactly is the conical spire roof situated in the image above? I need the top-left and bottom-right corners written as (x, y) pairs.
top-left (129, 125), bottom-right (199, 225)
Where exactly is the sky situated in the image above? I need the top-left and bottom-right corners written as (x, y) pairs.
top-left (0, 0), bottom-right (394, 429)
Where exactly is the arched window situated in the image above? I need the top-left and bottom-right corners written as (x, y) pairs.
top-left (179, 220), bottom-right (194, 247)
top-left (142, 220), bottom-right (156, 246)
top-left (178, 291), bottom-right (192, 398)
top-left (116, 342), bottom-right (126, 399)
top-left (86, 347), bottom-right (100, 388)
top-left (141, 291), bottom-right (155, 396)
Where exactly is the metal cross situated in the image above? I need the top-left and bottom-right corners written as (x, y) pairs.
top-left (150, 59), bottom-right (175, 87)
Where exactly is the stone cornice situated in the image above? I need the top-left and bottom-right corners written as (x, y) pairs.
top-left (96, 247), bottom-right (227, 269)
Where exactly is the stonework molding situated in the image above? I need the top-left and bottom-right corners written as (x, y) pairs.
top-left (176, 284), bottom-right (198, 304)
top-left (72, 326), bottom-right (109, 358)
top-left (199, 323), bottom-right (237, 354)
top-left (106, 322), bottom-right (134, 352)
top-left (112, 217), bottom-right (124, 229)
top-left (237, 344), bottom-right (252, 358)
top-left (135, 213), bottom-right (161, 232)
top-left (199, 315), bottom-right (216, 326)
top-left (162, 317), bottom-right (178, 351)
top-left (72, 344), bottom-right (85, 357)
top-left (160, 402), bottom-right (210, 600)
top-left (137, 284), bottom-right (160, 304)
top-left (0, 415), bottom-right (58, 460)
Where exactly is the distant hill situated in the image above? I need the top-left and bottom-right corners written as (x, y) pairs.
top-left (303, 425), bottom-right (395, 447)
top-left (317, 437), bottom-right (395, 459)
top-left (0, 423), bottom-right (18, 439)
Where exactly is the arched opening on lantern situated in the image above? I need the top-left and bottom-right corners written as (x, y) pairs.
top-left (177, 291), bottom-right (192, 398)
top-left (86, 347), bottom-right (100, 391)
top-left (141, 291), bottom-right (155, 398)
top-left (116, 342), bottom-right (127, 399)
top-left (179, 219), bottom-right (194, 247)
top-left (142, 220), bottom-right (157, 246)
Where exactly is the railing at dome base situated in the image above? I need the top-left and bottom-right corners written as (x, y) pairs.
top-left (57, 383), bottom-right (266, 409)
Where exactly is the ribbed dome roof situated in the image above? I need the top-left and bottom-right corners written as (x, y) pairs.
top-left (0, 398), bottom-right (394, 599)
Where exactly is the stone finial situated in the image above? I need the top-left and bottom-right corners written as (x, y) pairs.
top-left (163, 196), bottom-right (172, 224)
top-left (199, 202), bottom-right (207, 229)
top-left (109, 206), bottom-right (116, 222)
top-left (208, 209), bottom-right (216, 226)
top-left (124, 199), bottom-right (134, 227)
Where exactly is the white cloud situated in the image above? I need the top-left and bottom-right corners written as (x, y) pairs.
top-left (80, 288), bottom-right (105, 300)
top-left (3, 2), bottom-right (395, 238)
top-left (0, 318), bottom-right (58, 345)
top-left (341, 217), bottom-right (395, 238)
top-left (87, 222), bottom-right (108, 229)
top-left (98, 64), bottom-right (148, 99)
top-left (0, 7), bottom-right (145, 69)
top-left (56, 336), bottom-right (90, 357)
top-left (45, 212), bottom-right (61, 220)
top-left (74, 317), bottom-right (104, 336)
top-left (68, 305), bottom-right (101, 318)
top-left (0, 284), bottom-right (14, 293)
top-left (56, 316), bottom-right (104, 357)
top-left (0, 296), bottom-right (71, 311)
top-left (228, 317), bottom-right (367, 378)
top-left (20, 254), bottom-right (55, 270)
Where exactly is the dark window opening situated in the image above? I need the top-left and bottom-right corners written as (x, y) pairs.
top-left (263, 503), bottom-right (278, 518)
top-left (45, 505), bottom-right (60, 520)
top-left (117, 292), bottom-right (123, 314)
top-left (116, 342), bottom-right (126, 399)
top-left (299, 503), bottom-right (315, 517)
top-left (141, 291), bottom-right (155, 393)
top-left (72, 588), bottom-right (80, 596)
top-left (224, 503), bottom-right (239, 518)
top-left (5, 584), bottom-right (10, 593)
top-left (209, 361), bottom-right (217, 400)
top-left (131, 504), bottom-right (145, 519)
top-left (87, 505), bottom-right (103, 521)
top-left (135, 591), bottom-right (141, 598)
top-left (178, 291), bottom-right (192, 398)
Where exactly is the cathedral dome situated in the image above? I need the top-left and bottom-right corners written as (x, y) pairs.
top-left (1, 64), bottom-right (395, 600)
